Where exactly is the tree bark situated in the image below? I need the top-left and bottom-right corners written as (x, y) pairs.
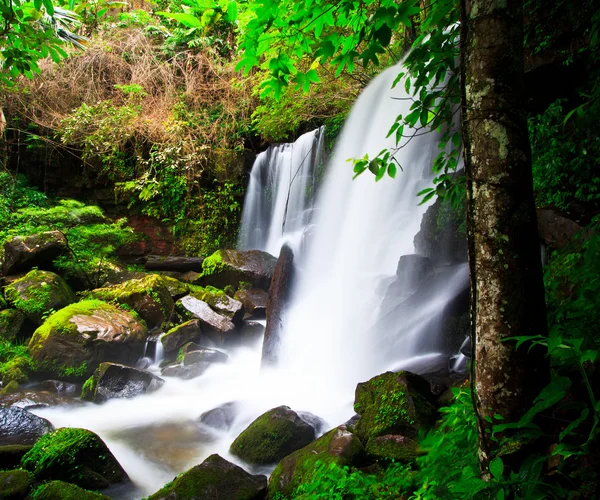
top-left (460, 0), bottom-right (549, 472)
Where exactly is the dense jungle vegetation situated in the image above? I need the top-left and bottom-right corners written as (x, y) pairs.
top-left (1, 0), bottom-right (600, 498)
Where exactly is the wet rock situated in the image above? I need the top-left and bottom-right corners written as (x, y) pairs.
top-left (230, 405), bottom-right (317, 465)
top-left (0, 390), bottom-right (77, 410)
top-left (353, 371), bottom-right (435, 462)
top-left (0, 309), bottom-right (24, 342)
top-left (536, 207), bottom-right (584, 249)
top-left (179, 271), bottom-right (202, 284)
top-left (297, 411), bottom-right (327, 434)
top-left (89, 274), bottom-right (174, 330)
top-left (81, 362), bottom-right (164, 403)
top-left (0, 444), bottom-right (32, 470)
top-left (21, 427), bottom-right (129, 490)
top-left (198, 249), bottom-right (277, 291)
top-left (159, 275), bottom-right (190, 300)
top-left (262, 244), bottom-right (294, 366)
top-left (189, 286), bottom-right (245, 325)
top-left (144, 255), bottom-right (204, 273)
top-left (5, 270), bottom-right (77, 325)
top-left (364, 434), bottom-right (420, 463)
top-left (2, 231), bottom-right (67, 275)
top-left (135, 357), bottom-right (152, 370)
top-left (234, 288), bottom-right (268, 319)
top-left (160, 362), bottom-right (208, 380)
top-left (101, 271), bottom-right (149, 286)
top-left (380, 255), bottom-right (434, 315)
top-left (0, 468), bottom-right (34, 499)
top-left (178, 296), bottom-right (236, 335)
top-left (268, 424), bottom-right (365, 498)
top-left (29, 480), bottom-right (111, 499)
top-left (198, 402), bottom-right (239, 431)
top-left (237, 321), bottom-right (265, 346)
top-left (28, 300), bottom-right (148, 380)
top-left (161, 320), bottom-right (204, 355)
top-left (184, 348), bottom-right (228, 366)
top-left (0, 407), bottom-right (54, 445)
top-left (414, 197), bottom-right (467, 265)
top-left (40, 379), bottom-right (78, 394)
top-left (147, 453), bottom-right (267, 500)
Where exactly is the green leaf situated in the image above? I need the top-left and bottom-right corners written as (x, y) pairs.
top-left (226, 0), bottom-right (237, 23)
top-left (156, 12), bottom-right (203, 28)
top-left (387, 163), bottom-right (397, 179)
top-left (489, 457), bottom-right (504, 479)
top-left (42, 0), bottom-right (54, 16)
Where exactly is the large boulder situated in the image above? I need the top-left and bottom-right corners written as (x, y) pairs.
top-left (268, 424), bottom-right (365, 498)
top-left (198, 402), bottom-right (239, 431)
top-left (234, 288), bottom-right (268, 319)
top-left (161, 347), bottom-right (227, 380)
top-left (160, 276), bottom-right (190, 300)
top-left (414, 197), bottom-right (467, 265)
top-left (29, 480), bottom-right (111, 500)
top-left (0, 407), bottom-right (54, 445)
top-left (0, 469), bottom-right (34, 499)
top-left (160, 319), bottom-right (203, 355)
top-left (147, 453), bottom-right (267, 500)
top-left (89, 275), bottom-right (174, 330)
top-left (183, 348), bottom-right (228, 366)
top-left (28, 300), bottom-right (148, 380)
top-left (81, 362), bottom-right (165, 403)
top-left (144, 255), bottom-right (204, 273)
top-left (0, 390), bottom-right (77, 410)
top-left (230, 406), bottom-right (317, 465)
top-left (20, 427), bottom-right (129, 489)
top-left (178, 296), bottom-right (236, 341)
top-left (352, 371), bottom-right (436, 462)
top-left (2, 231), bottom-right (67, 275)
top-left (0, 309), bottom-right (25, 342)
top-left (262, 245), bottom-right (295, 365)
top-left (189, 286), bottom-right (244, 325)
top-left (198, 249), bottom-right (277, 290)
top-left (5, 270), bottom-right (77, 325)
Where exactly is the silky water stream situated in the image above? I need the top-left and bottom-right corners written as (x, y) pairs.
top-left (33, 62), bottom-right (468, 499)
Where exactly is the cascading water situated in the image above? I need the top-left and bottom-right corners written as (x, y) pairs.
top-left (32, 61), bottom-right (467, 499)
top-left (237, 127), bottom-right (324, 255)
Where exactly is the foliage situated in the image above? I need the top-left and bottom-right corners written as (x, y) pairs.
top-left (529, 100), bottom-right (600, 211)
top-left (0, 338), bottom-right (34, 383)
top-left (0, 173), bottom-right (136, 287)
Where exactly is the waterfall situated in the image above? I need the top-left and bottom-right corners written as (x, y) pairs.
top-left (31, 61), bottom-right (468, 500)
top-left (238, 127), bottom-right (325, 255)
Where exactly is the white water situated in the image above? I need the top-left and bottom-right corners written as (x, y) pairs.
top-left (238, 127), bottom-right (324, 255)
top-left (33, 62), bottom-right (464, 499)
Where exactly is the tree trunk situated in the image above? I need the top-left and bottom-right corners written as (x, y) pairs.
top-left (460, 0), bottom-right (549, 472)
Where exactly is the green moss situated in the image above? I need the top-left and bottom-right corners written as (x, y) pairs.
top-left (201, 250), bottom-right (225, 277)
top-left (364, 435), bottom-right (419, 463)
top-left (0, 309), bottom-right (25, 342)
top-left (0, 355), bottom-right (34, 384)
top-left (0, 379), bottom-right (20, 394)
top-left (0, 294), bottom-right (7, 309)
top-left (188, 284), bottom-right (229, 308)
top-left (160, 275), bottom-right (189, 298)
top-left (81, 375), bottom-right (96, 400)
top-left (30, 480), bottom-right (111, 499)
top-left (0, 469), bottom-right (34, 499)
top-left (20, 427), bottom-right (127, 489)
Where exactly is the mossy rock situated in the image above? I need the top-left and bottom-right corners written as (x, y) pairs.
top-left (160, 276), bottom-right (190, 300)
top-left (88, 274), bottom-right (174, 329)
top-left (0, 380), bottom-right (21, 394)
top-left (0, 309), bottom-right (25, 342)
top-left (364, 434), bottom-right (419, 463)
top-left (2, 231), bottom-right (67, 276)
top-left (199, 249), bottom-right (277, 291)
top-left (267, 425), bottom-right (365, 499)
top-left (147, 454), bottom-right (267, 500)
top-left (0, 469), bottom-right (34, 499)
top-left (0, 445), bottom-right (33, 470)
top-left (160, 320), bottom-right (203, 355)
top-left (229, 406), bottom-right (317, 465)
top-left (5, 270), bottom-right (77, 325)
top-left (0, 356), bottom-right (34, 385)
top-left (29, 480), bottom-right (111, 499)
top-left (188, 285), bottom-right (244, 324)
top-left (28, 300), bottom-right (148, 380)
top-left (20, 427), bottom-right (128, 490)
top-left (352, 371), bottom-right (435, 461)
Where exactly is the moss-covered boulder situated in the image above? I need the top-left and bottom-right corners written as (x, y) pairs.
top-left (160, 319), bottom-right (203, 355)
top-left (178, 296), bottom-right (236, 339)
top-left (28, 300), bottom-right (148, 380)
top-left (0, 309), bottom-right (25, 342)
top-left (189, 285), bottom-right (244, 325)
top-left (230, 406), bottom-right (317, 465)
top-left (81, 362), bottom-right (164, 403)
top-left (0, 469), bottom-right (34, 499)
top-left (352, 371), bottom-right (435, 462)
top-left (147, 453), bottom-right (267, 500)
top-left (0, 407), bottom-right (54, 445)
top-left (29, 480), bottom-right (111, 500)
top-left (199, 249), bottom-right (277, 291)
top-left (0, 355), bottom-right (34, 386)
top-left (20, 427), bottom-right (128, 489)
top-left (89, 275), bottom-right (174, 330)
top-left (2, 231), bottom-right (67, 276)
top-left (160, 275), bottom-right (190, 300)
top-left (0, 445), bottom-right (33, 470)
top-left (5, 270), bottom-right (77, 325)
top-left (268, 425), bottom-right (365, 498)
